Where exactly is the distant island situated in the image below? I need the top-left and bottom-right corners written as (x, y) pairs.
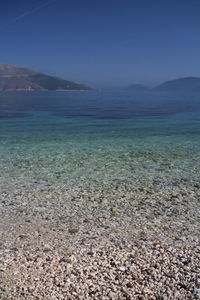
top-left (0, 63), bottom-right (91, 91)
top-left (127, 77), bottom-right (200, 93)
top-left (155, 77), bottom-right (200, 92)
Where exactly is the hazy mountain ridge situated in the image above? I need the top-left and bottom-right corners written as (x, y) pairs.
top-left (127, 77), bottom-right (200, 93)
top-left (0, 63), bottom-right (91, 91)
top-left (155, 77), bottom-right (200, 92)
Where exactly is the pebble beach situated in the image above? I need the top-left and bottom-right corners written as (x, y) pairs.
top-left (0, 176), bottom-right (199, 299)
top-left (0, 93), bottom-right (200, 299)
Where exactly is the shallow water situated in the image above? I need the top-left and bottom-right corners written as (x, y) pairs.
top-left (1, 92), bottom-right (200, 300)
top-left (0, 90), bottom-right (200, 189)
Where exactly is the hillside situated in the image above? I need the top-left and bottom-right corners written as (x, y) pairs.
top-left (155, 77), bottom-right (200, 92)
top-left (0, 63), bottom-right (91, 91)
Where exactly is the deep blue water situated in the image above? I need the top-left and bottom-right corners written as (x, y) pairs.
top-left (0, 90), bottom-right (200, 119)
top-left (0, 90), bottom-right (200, 185)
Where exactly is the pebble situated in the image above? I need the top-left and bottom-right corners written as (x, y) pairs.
top-left (0, 177), bottom-right (199, 299)
top-left (68, 228), bottom-right (79, 234)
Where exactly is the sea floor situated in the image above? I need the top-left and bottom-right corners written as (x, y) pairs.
top-left (0, 110), bottom-right (200, 299)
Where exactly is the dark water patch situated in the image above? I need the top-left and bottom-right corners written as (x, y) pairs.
top-left (0, 112), bottom-right (31, 119)
top-left (1, 90), bottom-right (200, 120)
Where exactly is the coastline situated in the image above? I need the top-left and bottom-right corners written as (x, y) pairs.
top-left (0, 89), bottom-right (91, 92)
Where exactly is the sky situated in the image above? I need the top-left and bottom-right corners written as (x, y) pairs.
top-left (1, 0), bottom-right (200, 88)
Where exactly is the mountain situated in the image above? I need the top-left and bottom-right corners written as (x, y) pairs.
top-left (155, 77), bottom-right (200, 92)
top-left (0, 63), bottom-right (91, 91)
top-left (126, 84), bottom-right (150, 92)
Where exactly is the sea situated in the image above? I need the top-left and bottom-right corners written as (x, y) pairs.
top-left (0, 90), bottom-right (200, 190)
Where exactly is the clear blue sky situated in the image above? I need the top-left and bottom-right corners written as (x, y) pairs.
top-left (1, 0), bottom-right (200, 88)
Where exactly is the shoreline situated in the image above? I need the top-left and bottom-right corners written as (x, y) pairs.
top-left (0, 89), bottom-right (91, 92)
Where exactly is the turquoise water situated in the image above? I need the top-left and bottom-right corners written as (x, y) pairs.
top-left (0, 91), bottom-right (200, 190)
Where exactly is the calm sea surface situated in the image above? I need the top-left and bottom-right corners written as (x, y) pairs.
top-left (0, 90), bottom-right (200, 187)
